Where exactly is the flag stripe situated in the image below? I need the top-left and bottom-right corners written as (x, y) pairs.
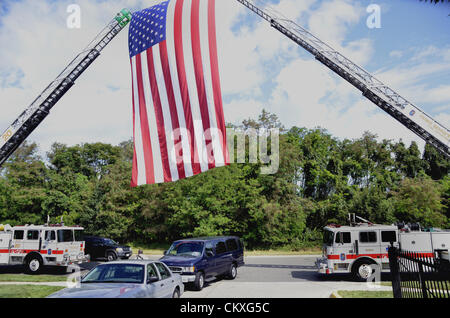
top-left (199, 0), bottom-right (225, 167)
top-left (191, 0), bottom-right (215, 170)
top-left (131, 58), bottom-right (150, 186)
top-left (146, 47), bottom-right (173, 183)
top-left (182, 0), bottom-right (209, 173)
top-left (140, 51), bottom-right (165, 184)
top-left (174, 0), bottom-right (202, 175)
top-left (152, 44), bottom-right (180, 182)
top-left (135, 54), bottom-right (156, 185)
top-left (159, 41), bottom-right (186, 180)
top-left (208, 0), bottom-right (229, 165)
top-left (130, 59), bottom-right (139, 187)
top-left (166, 0), bottom-right (194, 178)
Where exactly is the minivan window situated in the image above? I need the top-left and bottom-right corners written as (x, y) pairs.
top-left (167, 241), bottom-right (204, 258)
top-left (226, 239), bottom-right (238, 252)
top-left (215, 241), bottom-right (227, 254)
top-left (205, 242), bottom-right (215, 256)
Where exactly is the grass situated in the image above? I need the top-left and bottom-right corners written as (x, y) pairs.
top-left (0, 274), bottom-right (68, 282)
top-left (337, 290), bottom-right (393, 298)
top-left (245, 247), bottom-right (322, 256)
top-left (129, 242), bottom-right (170, 255)
top-left (0, 285), bottom-right (65, 298)
top-left (129, 242), bottom-right (322, 256)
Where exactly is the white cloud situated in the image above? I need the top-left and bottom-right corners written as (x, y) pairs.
top-left (0, 0), bottom-right (151, 157)
top-left (0, 0), bottom-right (447, 161)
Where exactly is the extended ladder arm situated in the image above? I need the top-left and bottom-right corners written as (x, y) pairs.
top-left (237, 0), bottom-right (450, 158)
top-left (0, 9), bottom-right (132, 166)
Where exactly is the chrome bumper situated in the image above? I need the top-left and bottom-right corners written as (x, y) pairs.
top-left (316, 257), bottom-right (332, 274)
top-left (181, 275), bottom-right (196, 283)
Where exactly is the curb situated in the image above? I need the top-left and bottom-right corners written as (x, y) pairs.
top-left (329, 291), bottom-right (342, 298)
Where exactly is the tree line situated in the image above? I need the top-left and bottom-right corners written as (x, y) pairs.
top-left (0, 111), bottom-right (448, 249)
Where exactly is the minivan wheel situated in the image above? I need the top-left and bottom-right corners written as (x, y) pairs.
top-left (193, 272), bottom-right (205, 291)
top-left (227, 264), bottom-right (237, 280)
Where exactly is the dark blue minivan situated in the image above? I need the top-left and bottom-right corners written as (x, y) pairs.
top-left (160, 236), bottom-right (244, 291)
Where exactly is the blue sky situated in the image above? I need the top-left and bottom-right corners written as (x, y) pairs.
top-left (0, 0), bottom-right (449, 156)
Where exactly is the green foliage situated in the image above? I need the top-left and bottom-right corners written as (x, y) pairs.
top-left (0, 111), bottom-right (448, 248)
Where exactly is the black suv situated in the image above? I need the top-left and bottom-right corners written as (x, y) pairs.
top-left (83, 236), bottom-right (132, 261)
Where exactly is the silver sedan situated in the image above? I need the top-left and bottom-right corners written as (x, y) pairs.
top-left (48, 260), bottom-right (184, 298)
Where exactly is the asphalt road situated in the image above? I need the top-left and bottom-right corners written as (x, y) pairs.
top-left (1, 255), bottom-right (392, 298)
top-left (148, 255), bottom-right (392, 298)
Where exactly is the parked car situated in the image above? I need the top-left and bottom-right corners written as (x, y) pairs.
top-left (160, 236), bottom-right (244, 291)
top-left (47, 260), bottom-right (184, 298)
top-left (83, 236), bottom-right (132, 261)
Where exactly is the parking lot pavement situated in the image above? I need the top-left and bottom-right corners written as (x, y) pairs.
top-left (181, 255), bottom-right (393, 298)
top-left (0, 255), bottom-right (392, 298)
top-left (182, 281), bottom-right (392, 298)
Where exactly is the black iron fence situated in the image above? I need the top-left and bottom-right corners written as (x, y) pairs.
top-left (388, 246), bottom-right (450, 298)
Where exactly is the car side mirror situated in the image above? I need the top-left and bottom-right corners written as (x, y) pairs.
top-left (206, 251), bottom-right (214, 258)
top-left (163, 250), bottom-right (168, 255)
top-left (147, 277), bottom-right (159, 284)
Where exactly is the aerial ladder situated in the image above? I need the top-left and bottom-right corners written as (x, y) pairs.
top-left (237, 0), bottom-right (450, 159)
top-left (0, 2), bottom-right (449, 167)
top-left (0, 9), bottom-right (132, 166)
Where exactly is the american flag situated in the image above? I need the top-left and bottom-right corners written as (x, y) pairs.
top-left (129, 0), bottom-right (229, 187)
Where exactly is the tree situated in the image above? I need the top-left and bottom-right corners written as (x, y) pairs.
top-left (391, 176), bottom-right (446, 227)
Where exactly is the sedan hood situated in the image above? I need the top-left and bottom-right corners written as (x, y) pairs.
top-left (47, 283), bottom-right (142, 298)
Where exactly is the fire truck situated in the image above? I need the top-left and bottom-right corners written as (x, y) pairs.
top-left (315, 215), bottom-right (450, 281)
top-left (0, 223), bottom-right (87, 274)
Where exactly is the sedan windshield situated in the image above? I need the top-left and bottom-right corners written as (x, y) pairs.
top-left (167, 241), bottom-right (204, 257)
top-left (82, 264), bottom-right (145, 284)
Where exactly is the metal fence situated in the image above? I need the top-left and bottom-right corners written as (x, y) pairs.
top-left (388, 246), bottom-right (450, 298)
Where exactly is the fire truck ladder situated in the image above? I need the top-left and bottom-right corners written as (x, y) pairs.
top-left (237, 0), bottom-right (450, 159)
top-left (0, 9), bottom-right (132, 167)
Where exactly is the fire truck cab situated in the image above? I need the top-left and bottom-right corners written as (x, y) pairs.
top-left (0, 223), bottom-right (88, 274)
top-left (315, 216), bottom-right (450, 281)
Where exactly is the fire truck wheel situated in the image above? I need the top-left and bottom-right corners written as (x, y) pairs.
top-left (25, 255), bottom-right (43, 275)
top-left (352, 260), bottom-right (377, 281)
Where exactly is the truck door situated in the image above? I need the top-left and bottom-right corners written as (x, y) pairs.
top-left (23, 229), bottom-right (41, 253)
top-left (334, 231), bottom-right (353, 263)
top-left (42, 230), bottom-right (57, 258)
top-left (0, 233), bottom-right (11, 264)
top-left (358, 230), bottom-right (381, 261)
